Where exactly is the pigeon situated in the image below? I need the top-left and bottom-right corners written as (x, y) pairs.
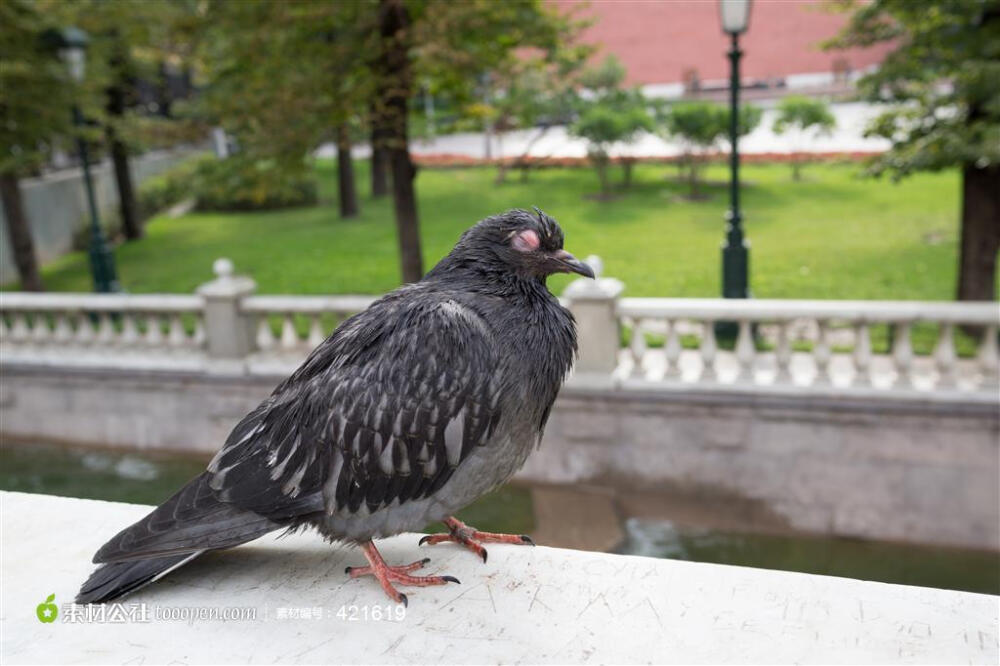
top-left (76, 208), bottom-right (593, 606)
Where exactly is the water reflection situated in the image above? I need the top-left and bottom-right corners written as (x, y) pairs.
top-left (2, 441), bottom-right (997, 596)
top-left (618, 517), bottom-right (999, 595)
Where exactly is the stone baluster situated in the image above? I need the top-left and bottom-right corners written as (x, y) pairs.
top-left (96, 313), bottom-right (115, 344)
top-left (978, 324), bottom-right (999, 389)
top-left (31, 313), bottom-right (50, 343)
top-left (53, 313), bottom-right (74, 343)
top-left (307, 315), bottom-right (325, 347)
top-left (74, 313), bottom-right (95, 345)
top-left (10, 313), bottom-right (30, 342)
top-left (775, 321), bottom-right (793, 385)
top-left (891, 322), bottom-right (913, 388)
top-left (629, 318), bottom-right (647, 378)
top-left (280, 314), bottom-right (299, 350)
top-left (256, 318), bottom-right (275, 351)
top-left (700, 320), bottom-right (717, 382)
top-left (852, 322), bottom-right (872, 386)
top-left (813, 319), bottom-right (832, 386)
top-left (144, 314), bottom-right (164, 347)
top-left (192, 318), bottom-right (206, 349)
top-left (167, 313), bottom-right (187, 347)
top-left (664, 319), bottom-right (682, 380)
top-left (934, 323), bottom-right (957, 388)
top-left (120, 314), bottom-right (140, 346)
top-left (735, 319), bottom-right (755, 383)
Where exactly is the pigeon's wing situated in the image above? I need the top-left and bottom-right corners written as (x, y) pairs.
top-left (207, 293), bottom-right (503, 520)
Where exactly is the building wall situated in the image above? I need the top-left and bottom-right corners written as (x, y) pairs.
top-left (2, 364), bottom-right (996, 551)
top-left (552, 0), bottom-right (895, 86)
top-left (0, 148), bottom-right (198, 285)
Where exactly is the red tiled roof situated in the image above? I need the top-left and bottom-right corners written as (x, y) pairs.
top-left (552, 0), bottom-right (894, 85)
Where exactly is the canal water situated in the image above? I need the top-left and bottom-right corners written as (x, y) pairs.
top-left (2, 441), bottom-right (997, 596)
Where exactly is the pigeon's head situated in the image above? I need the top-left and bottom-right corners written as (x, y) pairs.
top-left (448, 208), bottom-right (594, 281)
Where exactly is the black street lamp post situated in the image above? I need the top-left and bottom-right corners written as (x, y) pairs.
top-left (719, 0), bottom-right (751, 302)
top-left (47, 27), bottom-right (121, 293)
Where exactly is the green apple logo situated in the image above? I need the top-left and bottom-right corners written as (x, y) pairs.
top-left (36, 594), bottom-right (58, 623)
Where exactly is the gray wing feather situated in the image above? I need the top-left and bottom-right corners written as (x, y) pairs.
top-left (91, 473), bottom-right (287, 564)
top-left (207, 293), bottom-right (502, 521)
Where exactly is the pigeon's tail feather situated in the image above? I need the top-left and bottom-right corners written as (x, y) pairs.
top-left (76, 551), bottom-right (203, 604)
top-left (92, 472), bottom-right (282, 564)
top-left (78, 472), bottom-right (285, 604)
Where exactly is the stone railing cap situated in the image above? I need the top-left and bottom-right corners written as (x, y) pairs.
top-left (197, 258), bottom-right (256, 298)
top-left (563, 276), bottom-right (625, 302)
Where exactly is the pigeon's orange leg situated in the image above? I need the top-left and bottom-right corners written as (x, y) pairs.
top-left (419, 516), bottom-right (534, 563)
top-left (346, 541), bottom-right (459, 606)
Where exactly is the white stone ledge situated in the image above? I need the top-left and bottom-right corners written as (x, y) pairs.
top-left (1, 491), bottom-right (997, 665)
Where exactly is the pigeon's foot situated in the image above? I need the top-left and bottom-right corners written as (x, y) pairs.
top-left (346, 541), bottom-right (459, 606)
top-left (418, 516), bottom-right (534, 563)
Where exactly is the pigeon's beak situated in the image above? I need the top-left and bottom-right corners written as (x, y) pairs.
top-left (552, 250), bottom-right (595, 279)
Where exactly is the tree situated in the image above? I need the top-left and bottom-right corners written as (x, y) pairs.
top-left (659, 101), bottom-right (761, 198)
top-left (336, 123), bottom-right (359, 218)
top-left (103, 30), bottom-right (141, 239)
top-left (827, 0), bottom-right (1000, 302)
top-left (312, 4), bottom-right (371, 220)
top-left (369, 100), bottom-right (390, 198)
top-left (372, 0), bottom-right (582, 282)
top-left (42, 0), bottom-right (195, 241)
top-left (772, 95), bottom-right (836, 181)
top-left (199, 0), bottom-right (583, 283)
top-left (199, 0), bottom-right (364, 219)
top-left (662, 102), bottom-right (723, 199)
top-left (571, 94), bottom-right (652, 196)
top-left (569, 56), bottom-right (652, 197)
top-left (488, 45), bottom-right (588, 184)
top-left (0, 0), bottom-right (77, 290)
top-left (372, 0), bottom-right (421, 281)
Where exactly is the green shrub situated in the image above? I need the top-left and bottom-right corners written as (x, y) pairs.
top-left (135, 155), bottom-right (318, 217)
top-left (70, 216), bottom-right (122, 251)
top-left (193, 157), bottom-right (317, 211)
top-left (136, 158), bottom-right (203, 221)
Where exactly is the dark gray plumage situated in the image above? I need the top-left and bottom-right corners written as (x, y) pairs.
top-left (77, 208), bottom-right (592, 604)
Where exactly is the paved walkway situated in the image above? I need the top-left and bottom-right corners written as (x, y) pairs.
top-left (319, 102), bottom-right (889, 162)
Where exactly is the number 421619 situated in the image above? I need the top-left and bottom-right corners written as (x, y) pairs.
top-left (336, 605), bottom-right (406, 622)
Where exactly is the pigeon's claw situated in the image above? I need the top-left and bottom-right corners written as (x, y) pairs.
top-left (419, 516), bottom-right (535, 563)
top-left (348, 542), bottom-right (459, 606)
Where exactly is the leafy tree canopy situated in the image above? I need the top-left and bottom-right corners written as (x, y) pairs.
top-left (660, 101), bottom-right (761, 149)
top-left (772, 95), bottom-right (836, 136)
top-left (578, 53), bottom-right (627, 92)
top-left (570, 56), bottom-right (652, 155)
top-left (826, 0), bottom-right (1000, 178)
top-left (572, 90), bottom-right (652, 154)
top-left (0, 0), bottom-right (76, 174)
top-left (34, 0), bottom-right (205, 151)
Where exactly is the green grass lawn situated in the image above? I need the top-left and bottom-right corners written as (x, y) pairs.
top-left (24, 158), bottom-right (974, 301)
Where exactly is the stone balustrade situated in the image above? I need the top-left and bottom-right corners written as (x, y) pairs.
top-left (2, 260), bottom-right (997, 550)
top-left (243, 294), bottom-right (377, 353)
top-left (0, 292), bottom-right (206, 351)
top-left (615, 297), bottom-right (999, 392)
top-left (1, 256), bottom-right (998, 399)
